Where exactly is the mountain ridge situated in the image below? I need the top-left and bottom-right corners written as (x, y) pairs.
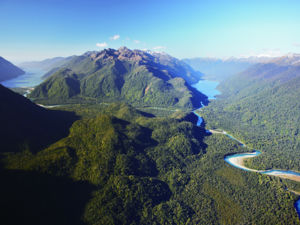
top-left (0, 57), bottom-right (25, 82)
top-left (183, 53), bottom-right (300, 81)
top-left (19, 56), bottom-right (76, 71)
top-left (29, 47), bottom-right (207, 109)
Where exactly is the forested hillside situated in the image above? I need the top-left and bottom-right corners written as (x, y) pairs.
top-left (29, 47), bottom-right (207, 109)
top-left (201, 60), bottom-right (300, 171)
top-left (2, 1), bottom-right (300, 224)
top-left (1, 88), bottom-right (299, 224)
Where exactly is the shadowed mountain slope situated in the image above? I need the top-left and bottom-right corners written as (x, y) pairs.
top-left (0, 84), bottom-right (78, 153)
top-left (0, 57), bottom-right (25, 82)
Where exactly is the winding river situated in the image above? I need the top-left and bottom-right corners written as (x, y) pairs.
top-left (192, 79), bottom-right (300, 219)
top-left (223, 140), bottom-right (300, 183)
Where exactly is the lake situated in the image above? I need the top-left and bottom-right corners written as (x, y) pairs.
top-left (192, 79), bottom-right (220, 100)
top-left (192, 79), bottom-right (220, 126)
top-left (1, 68), bottom-right (46, 88)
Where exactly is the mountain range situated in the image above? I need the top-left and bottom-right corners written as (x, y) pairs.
top-left (19, 56), bottom-right (76, 71)
top-left (28, 47), bottom-right (207, 108)
top-left (0, 57), bottom-right (25, 82)
top-left (183, 55), bottom-right (277, 81)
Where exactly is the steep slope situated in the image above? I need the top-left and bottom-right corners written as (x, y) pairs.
top-left (201, 56), bottom-right (300, 171)
top-left (29, 47), bottom-right (207, 108)
top-left (0, 56), bottom-right (25, 82)
top-left (0, 84), bottom-right (78, 153)
top-left (151, 52), bottom-right (203, 84)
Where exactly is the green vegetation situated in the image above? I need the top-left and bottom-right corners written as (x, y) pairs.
top-left (201, 63), bottom-right (300, 171)
top-left (1, 53), bottom-right (300, 225)
top-left (1, 89), bottom-right (299, 224)
top-left (28, 47), bottom-right (207, 109)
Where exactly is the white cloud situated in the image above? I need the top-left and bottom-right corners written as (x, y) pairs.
top-left (153, 46), bottom-right (166, 50)
top-left (133, 40), bottom-right (140, 44)
top-left (96, 42), bottom-right (108, 48)
top-left (110, 34), bottom-right (120, 40)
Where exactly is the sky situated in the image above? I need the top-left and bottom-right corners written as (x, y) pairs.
top-left (1, 0), bottom-right (300, 63)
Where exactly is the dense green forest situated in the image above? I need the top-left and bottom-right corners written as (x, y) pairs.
top-left (28, 47), bottom-right (207, 109)
top-left (1, 85), bottom-right (299, 224)
top-left (200, 63), bottom-right (300, 171)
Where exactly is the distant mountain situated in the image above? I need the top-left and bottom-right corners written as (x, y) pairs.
top-left (0, 57), bottom-right (25, 82)
top-left (268, 53), bottom-right (300, 66)
top-left (218, 54), bottom-right (300, 97)
top-left (29, 47), bottom-right (207, 109)
top-left (0, 84), bottom-right (77, 153)
top-left (183, 56), bottom-right (273, 81)
top-left (19, 56), bottom-right (75, 71)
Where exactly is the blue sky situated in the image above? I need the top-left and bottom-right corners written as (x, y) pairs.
top-left (1, 0), bottom-right (300, 62)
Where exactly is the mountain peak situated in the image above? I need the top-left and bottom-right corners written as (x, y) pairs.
top-left (117, 46), bottom-right (135, 58)
top-left (87, 47), bottom-right (147, 63)
top-left (29, 47), bottom-right (205, 107)
top-left (118, 46), bottom-right (130, 52)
